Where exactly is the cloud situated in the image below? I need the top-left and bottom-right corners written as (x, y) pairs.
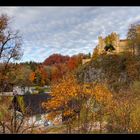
top-left (0, 7), bottom-right (140, 62)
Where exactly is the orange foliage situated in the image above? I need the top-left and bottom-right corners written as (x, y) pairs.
top-left (43, 73), bottom-right (113, 122)
top-left (29, 72), bottom-right (35, 82)
top-left (42, 73), bottom-right (80, 119)
top-left (93, 84), bottom-right (113, 104)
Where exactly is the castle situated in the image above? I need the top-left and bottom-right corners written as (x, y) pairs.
top-left (95, 32), bottom-right (137, 55)
top-left (83, 32), bottom-right (139, 65)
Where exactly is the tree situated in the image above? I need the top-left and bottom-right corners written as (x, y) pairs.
top-left (9, 65), bottom-right (33, 87)
top-left (104, 32), bottom-right (118, 46)
top-left (106, 92), bottom-right (137, 133)
top-left (43, 54), bottom-right (70, 66)
top-left (42, 73), bottom-right (81, 133)
top-left (78, 83), bottom-right (112, 133)
top-left (88, 52), bottom-right (91, 58)
top-left (127, 23), bottom-right (140, 55)
top-left (29, 72), bottom-right (36, 84)
top-left (42, 73), bottom-right (113, 134)
top-left (0, 14), bottom-right (22, 93)
top-left (33, 65), bottom-right (48, 86)
top-left (67, 55), bottom-right (82, 71)
top-left (0, 96), bottom-right (41, 134)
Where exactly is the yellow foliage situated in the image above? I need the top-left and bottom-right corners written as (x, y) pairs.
top-left (63, 109), bottom-right (74, 117)
top-left (43, 73), bottom-right (113, 122)
top-left (93, 84), bottom-right (112, 104)
top-left (43, 73), bottom-right (81, 120)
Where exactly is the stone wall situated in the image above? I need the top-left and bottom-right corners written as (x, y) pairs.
top-left (95, 35), bottom-right (132, 55)
top-left (82, 59), bottom-right (91, 65)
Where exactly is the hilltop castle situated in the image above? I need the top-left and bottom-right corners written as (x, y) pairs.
top-left (95, 32), bottom-right (138, 55)
top-left (83, 32), bottom-right (139, 65)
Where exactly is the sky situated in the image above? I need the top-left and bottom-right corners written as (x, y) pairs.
top-left (0, 7), bottom-right (140, 62)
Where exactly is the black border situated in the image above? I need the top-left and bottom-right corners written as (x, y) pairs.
top-left (0, 0), bottom-right (140, 6)
top-left (0, 133), bottom-right (139, 140)
top-left (0, 0), bottom-right (140, 139)
top-left (1, 133), bottom-right (140, 140)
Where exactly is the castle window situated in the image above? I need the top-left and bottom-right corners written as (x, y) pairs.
top-left (104, 44), bottom-right (115, 52)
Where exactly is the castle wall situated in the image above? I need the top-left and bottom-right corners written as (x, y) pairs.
top-left (82, 59), bottom-right (91, 65)
top-left (96, 37), bottom-right (132, 55)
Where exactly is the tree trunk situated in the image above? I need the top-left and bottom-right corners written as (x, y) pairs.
top-left (3, 125), bottom-right (5, 133)
top-left (99, 111), bottom-right (102, 133)
top-left (0, 122), bottom-right (6, 133)
top-left (77, 112), bottom-right (80, 134)
top-left (69, 124), bottom-right (71, 134)
top-left (13, 96), bottom-right (17, 133)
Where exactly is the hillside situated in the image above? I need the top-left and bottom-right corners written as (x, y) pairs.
top-left (76, 53), bottom-right (140, 92)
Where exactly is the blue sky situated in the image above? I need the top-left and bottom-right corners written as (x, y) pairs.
top-left (0, 7), bottom-right (140, 62)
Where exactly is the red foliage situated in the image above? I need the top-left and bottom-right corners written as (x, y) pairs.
top-left (42, 53), bottom-right (84, 84)
top-left (67, 55), bottom-right (82, 71)
top-left (43, 54), bottom-right (70, 66)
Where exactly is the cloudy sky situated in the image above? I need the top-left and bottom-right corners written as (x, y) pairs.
top-left (0, 7), bottom-right (140, 62)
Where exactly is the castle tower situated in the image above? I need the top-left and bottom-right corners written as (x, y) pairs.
top-left (113, 33), bottom-right (120, 53)
top-left (98, 36), bottom-right (105, 54)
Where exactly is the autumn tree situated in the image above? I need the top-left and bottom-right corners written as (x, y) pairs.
top-left (106, 91), bottom-right (137, 133)
top-left (42, 73), bottom-right (113, 133)
top-left (20, 61), bottom-right (40, 71)
top-left (67, 55), bottom-right (82, 71)
top-left (0, 96), bottom-right (42, 134)
top-left (43, 66), bottom-right (52, 85)
top-left (29, 72), bottom-right (36, 84)
top-left (74, 83), bottom-right (113, 133)
top-left (105, 32), bottom-right (118, 46)
top-left (43, 54), bottom-right (70, 66)
top-left (8, 65), bottom-right (33, 88)
top-left (0, 14), bottom-right (22, 93)
top-left (33, 65), bottom-right (48, 86)
top-left (42, 73), bottom-right (81, 133)
top-left (104, 32), bottom-right (118, 52)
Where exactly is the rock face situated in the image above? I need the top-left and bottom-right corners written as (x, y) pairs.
top-left (76, 55), bottom-right (130, 92)
top-left (82, 67), bottom-right (103, 83)
top-left (77, 61), bottom-right (104, 83)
